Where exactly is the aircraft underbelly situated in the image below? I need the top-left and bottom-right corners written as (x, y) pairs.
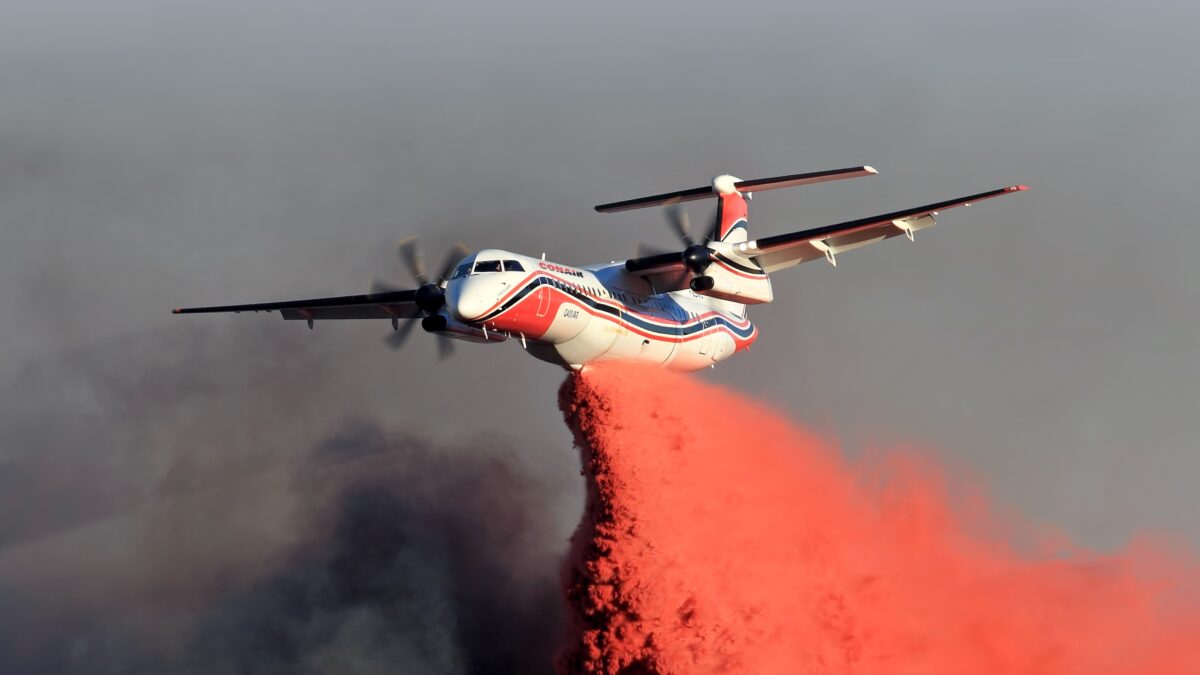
top-left (546, 303), bottom-right (676, 369)
top-left (599, 318), bottom-right (676, 366)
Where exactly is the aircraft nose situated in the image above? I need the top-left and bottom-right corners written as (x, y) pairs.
top-left (446, 279), bottom-right (490, 323)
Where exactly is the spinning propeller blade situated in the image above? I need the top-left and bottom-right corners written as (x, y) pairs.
top-left (397, 236), bottom-right (429, 286)
top-left (665, 203), bottom-right (695, 246)
top-left (437, 242), bottom-right (470, 283)
top-left (437, 334), bottom-right (455, 360)
top-left (378, 236), bottom-right (472, 358)
top-left (660, 203), bottom-right (717, 273)
top-left (383, 317), bottom-right (420, 350)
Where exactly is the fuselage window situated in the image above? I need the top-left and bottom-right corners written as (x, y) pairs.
top-left (473, 260), bottom-right (502, 273)
top-left (502, 260), bottom-right (525, 272)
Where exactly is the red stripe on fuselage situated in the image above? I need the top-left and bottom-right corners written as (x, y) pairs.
top-left (470, 273), bottom-right (751, 330)
top-left (481, 282), bottom-right (756, 351)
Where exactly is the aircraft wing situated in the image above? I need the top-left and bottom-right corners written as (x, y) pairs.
top-left (739, 185), bottom-right (1027, 272)
top-left (173, 289), bottom-right (421, 321)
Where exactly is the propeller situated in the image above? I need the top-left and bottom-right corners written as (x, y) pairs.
top-left (662, 203), bottom-right (717, 274)
top-left (373, 236), bottom-right (470, 353)
top-left (383, 316), bottom-right (419, 350)
top-left (436, 334), bottom-right (455, 360)
top-left (665, 203), bottom-right (695, 246)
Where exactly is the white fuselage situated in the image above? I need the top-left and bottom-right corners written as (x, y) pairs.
top-left (442, 249), bottom-right (758, 371)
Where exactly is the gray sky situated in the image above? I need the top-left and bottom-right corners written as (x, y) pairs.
top-left (1, 0), bottom-right (1199, 670)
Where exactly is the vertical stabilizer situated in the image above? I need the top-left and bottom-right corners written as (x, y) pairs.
top-left (711, 174), bottom-right (749, 244)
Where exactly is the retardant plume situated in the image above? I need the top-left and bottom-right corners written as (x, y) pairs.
top-left (557, 364), bottom-right (1200, 674)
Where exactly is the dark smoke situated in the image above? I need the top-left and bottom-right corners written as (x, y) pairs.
top-left (176, 427), bottom-right (563, 675)
top-left (0, 324), bottom-right (564, 674)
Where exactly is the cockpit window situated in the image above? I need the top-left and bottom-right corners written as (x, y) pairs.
top-left (450, 261), bottom-right (473, 280)
top-left (502, 260), bottom-right (525, 272)
top-left (473, 260), bottom-right (502, 273)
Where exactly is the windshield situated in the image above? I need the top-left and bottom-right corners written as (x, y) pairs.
top-left (502, 260), bottom-right (525, 272)
top-left (450, 261), bottom-right (473, 280)
top-left (473, 260), bottom-right (502, 273)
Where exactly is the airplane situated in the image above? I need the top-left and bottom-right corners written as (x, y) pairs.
top-left (174, 167), bottom-right (1027, 371)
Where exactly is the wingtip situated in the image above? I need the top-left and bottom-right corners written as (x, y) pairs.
top-left (863, 165), bottom-right (878, 175)
top-left (1012, 184), bottom-right (1030, 191)
top-left (172, 308), bottom-right (182, 314)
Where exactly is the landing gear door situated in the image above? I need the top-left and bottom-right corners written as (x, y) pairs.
top-left (697, 317), bottom-right (713, 356)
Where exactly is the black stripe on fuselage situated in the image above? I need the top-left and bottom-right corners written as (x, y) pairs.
top-left (712, 253), bottom-right (766, 275)
top-left (474, 275), bottom-right (754, 339)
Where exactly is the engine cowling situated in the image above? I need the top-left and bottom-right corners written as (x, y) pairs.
top-left (422, 314), bottom-right (508, 343)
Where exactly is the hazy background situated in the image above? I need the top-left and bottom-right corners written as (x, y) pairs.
top-left (1, 0), bottom-right (1198, 672)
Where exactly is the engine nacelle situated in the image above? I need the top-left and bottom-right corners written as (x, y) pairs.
top-left (422, 315), bottom-right (508, 343)
top-left (688, 261), bottom-right (773, 304)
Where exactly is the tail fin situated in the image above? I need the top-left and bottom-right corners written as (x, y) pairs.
top-left (711, 175), bottom-right (748, 243)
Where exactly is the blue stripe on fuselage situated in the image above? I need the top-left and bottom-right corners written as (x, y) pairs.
top-left (476, 275), bottom-right (754, 339)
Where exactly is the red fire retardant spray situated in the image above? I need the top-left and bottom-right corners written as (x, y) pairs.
top-left (556, 364), bottom-right (1200, 674)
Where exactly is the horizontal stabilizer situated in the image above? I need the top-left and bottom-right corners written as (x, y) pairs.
top-left (594, 166), bottom-right (878, 213)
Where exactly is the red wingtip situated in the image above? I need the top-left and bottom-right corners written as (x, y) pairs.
top-left (172, 308), bottom-right (182, 314)
top-left (1013, 184), bottom-right (1030, 191)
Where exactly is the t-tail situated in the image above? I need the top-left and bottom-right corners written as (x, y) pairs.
top-left (598, 166), bottom-right (879, 306)
top-left (696, 174), bottom-right (770, 303)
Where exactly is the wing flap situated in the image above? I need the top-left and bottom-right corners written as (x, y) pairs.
top-left (742, 185), bottom-right (1026, 272)
top-left (277, 305), bottom-right (416, 321)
